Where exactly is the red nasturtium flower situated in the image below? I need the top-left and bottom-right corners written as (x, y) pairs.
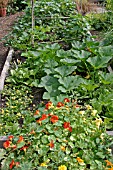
top-left (75, 104), bottom-right (80, 108)
top-left (8, 135), bottom-right (14, 141)
top-left (57, 102), bottom-right (64, 107)
top-left (63, 122), bottom-right (70, 129)
top-left (63, 122), bottom-right (72, 132)
top-left (9, 160), bottom-right (15, 169)
top-left (50, 115), bottom-right (59, 123)
top-left (3, 140), bottom-right (11, 149)
top-left (9, 160), bottom-right (20, 169)
top-left (68, 126), bottom-right (72, 132)
top-left (17, 136), bottom-right (24, 143)
top-left (45, 101), bottom-right (53, 110)
top-left (20, 145), bottom-right (29, 152)
top-left (36, 114), bottom-right (48, 123)
top-left (64, 98), bottom-right (70, 103)
top-left (49, 140), bottom-right (54, 148)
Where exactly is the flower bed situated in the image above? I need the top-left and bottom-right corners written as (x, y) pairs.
top-left (1, 99), bottom-right (113, 170)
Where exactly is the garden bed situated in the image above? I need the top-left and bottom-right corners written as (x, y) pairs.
top-left (1, 1), bottom-right (113, 169)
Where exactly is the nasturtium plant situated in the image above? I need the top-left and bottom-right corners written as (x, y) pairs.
top-left (1, 99), bottom-right (113, 170)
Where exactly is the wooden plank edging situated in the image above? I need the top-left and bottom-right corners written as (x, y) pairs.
top-left (0, 48), bottom-right (14, 99)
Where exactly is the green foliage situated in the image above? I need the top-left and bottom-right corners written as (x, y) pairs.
top-left (7, 0), bottom-right (27, 14)
top-left (6, 0), bottom-right (91, 50)
top-left (6, 43), bottom-right (60, 87)
top-left (1, 1), bottom-right (113, 169)
top-left (0, 84), bottom-right (34, 135)
top-left (7, 38), bottom-right (113, 127)
top-left (37, 41), bottom-right (113, 121)
top-left (106, 0), bottom-right (113, 10)
top-left (86, 13), bottom-right (108, 31)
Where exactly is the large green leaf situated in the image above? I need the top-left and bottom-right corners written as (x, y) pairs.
top-left (99, 45), bottom-right (113, 57)
top-left (56, 49), bottom-right (72, 58)
top-left (99, 72), bottom-right (113, 84)
top-left (81, 80), bottom-right (99, 91)
top-left (60, 58), bottom-right (80, 65)
top-left (71, 41), bottom-right (84, 50)
top-left (39, 75), bottom-right (61, 99)
top-left (39, 75), bottom-right (59, 89)
top-left (17, 141), bottom-right (25, 149)
top-left (87, 56), bottom-right (112, 69)
top-left (54, 65), bottom-right (77, 77)
top-left (58, 76), bottom-right (83, 92)
top-left (72, 50), bottom-right (91, 61)
top-left (43, 59), bottom-right (58, 75)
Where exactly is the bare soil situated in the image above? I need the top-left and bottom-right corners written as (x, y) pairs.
top-left (0, 12), bottom-right (24, 75)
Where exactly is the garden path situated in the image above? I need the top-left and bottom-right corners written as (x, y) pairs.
top-left (0, 12), bottom-right (24, 75)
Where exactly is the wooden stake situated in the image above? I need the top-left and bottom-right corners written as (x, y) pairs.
top-left (31, 0), bottom-right (35, 46)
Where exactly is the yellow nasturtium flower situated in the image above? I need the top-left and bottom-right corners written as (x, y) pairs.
top-left (58, 165), bottom-right (67, 170)
top-left (79, 110), bottom-right (85, 115)
top-left (1, 109), bottom-right (4, 114)
top-left (40, 163), bottom-right (47, 167)
top-left (91, 110), bottom-right (97, 116)
top-left (95, 118), bottom-right (102, 128)
top-left (86, 105), bottom-right (92, 110)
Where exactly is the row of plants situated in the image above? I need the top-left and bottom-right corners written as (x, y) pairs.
top-left (1, 0), bottom-right (113, 169)
top-left (6, 40), bottom-right (113, 129)
top-left (5, 0), bottom-right (91, 50)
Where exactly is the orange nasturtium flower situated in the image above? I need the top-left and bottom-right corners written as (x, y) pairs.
top-left (64, 98), bottom-right (70, 103)
top-left (17, 136), bottom-right (24, 143)
top-left (76, 157), bottom-right (84, 163)
top-left (58, 165), bottom-right (67, 170)
top-left (34, 110), bottom-right (40, 116)
top-left (37, 114), bottom-right (48, 123)
top-left (108, 168), bottom-right (113, 170)
top-left (50, 115), bottom-right (59, 123)
top-left (57, 102), bottom-right (64, 107)
top-left (30, 130), bottom-right (36, 135)
top-left (105, 160), bottom-right (113, 166)
top-left (49, 140), bottom-right (54, 148)
top-left (3, 140), bottom-right (11, 149)
top-left (60, 146), bottom-right (66, 151)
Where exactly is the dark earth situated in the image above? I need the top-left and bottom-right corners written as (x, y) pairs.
top-left (0, 12), bottom-right (24, 76)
